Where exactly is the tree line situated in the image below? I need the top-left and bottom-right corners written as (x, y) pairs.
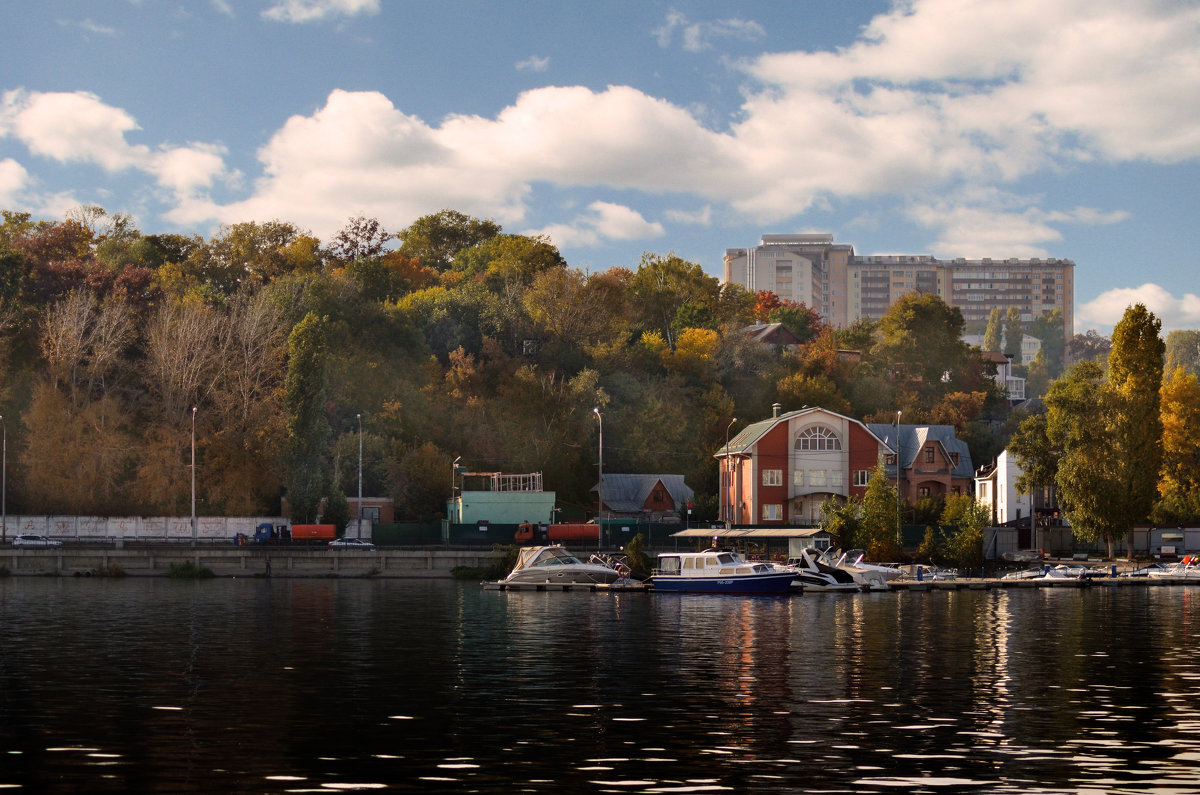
top-left (1, 204), bottom-right (1189, 538)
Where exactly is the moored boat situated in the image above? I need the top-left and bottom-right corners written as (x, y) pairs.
top-left (651, 549), bottom-right (799, 594)
top-left (502, 545), bottom-right (625, 585)
top-left (1147, 556), bottom-right (1200, 580)
top-left (785, 548), bottom-right (863, 592)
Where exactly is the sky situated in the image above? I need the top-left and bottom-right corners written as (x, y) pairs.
top-left (2, 0), bottom-right (1199, 335)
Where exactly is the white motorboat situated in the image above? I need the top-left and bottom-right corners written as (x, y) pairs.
top-left (825, 548), bottom-right (902, 590)
top-left (785, 548), bottom-right (862, 592)
top-left (652, 549), bottom-right (799, 594)
top-left (502, 545), bottom-right (625, 585)
top-left (1002, 564), bottom-right (1089, 580)
top-left (1147, 557), bottom-right (1200, 580)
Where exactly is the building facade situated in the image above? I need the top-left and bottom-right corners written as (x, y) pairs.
top-left (716, 406), bottom-right (891, 526)
top-left (724, 235), bottom-right (1074, 341)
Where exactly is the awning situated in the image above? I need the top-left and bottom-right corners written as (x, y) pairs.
top-left (671, 527), bottom-right (829, 539)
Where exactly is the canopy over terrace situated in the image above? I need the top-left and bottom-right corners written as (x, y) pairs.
top-left (670, 527), bottom-right (832, 559)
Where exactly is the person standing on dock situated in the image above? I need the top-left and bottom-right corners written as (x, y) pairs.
top-left (265, 555), bottom-right (272, 578)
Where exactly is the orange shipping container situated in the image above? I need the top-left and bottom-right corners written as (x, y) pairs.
top-left (291, 524), bottom-right (337, 540)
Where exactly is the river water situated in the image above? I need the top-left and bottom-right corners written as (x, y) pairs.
top-left (2, 577), bottom-right (1199, 793)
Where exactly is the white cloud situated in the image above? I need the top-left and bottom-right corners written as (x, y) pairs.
top-left (516, 55), bottom-right (549, 73)
top-left (525, 202), bottom-right (664, 248)
top-left (211, 0), bottom-right (234, 17)
top-left (665, 205), bottom-right (712, 225)
top-left (654, 9), bottom-right (765, 53)
top-left (906, 189), bottom-right (1131, 258)
top-left (262, 0), bottom-right (379, 23)
top-left (2, 89), bottom-right (232, 200)
top-left (1077, 284), bottom-right (1200, 334)
top-left (0, 158), bottom-right (31, 206)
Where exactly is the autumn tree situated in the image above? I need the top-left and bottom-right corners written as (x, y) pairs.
top-left (940, 493), bottom-right (987, 569)
top-left (1165, 329), bottom-right (1200, 377)
top-left (1155, 366), bottom-right (1200, 523)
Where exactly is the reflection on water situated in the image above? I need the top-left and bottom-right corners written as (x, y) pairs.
top-left (1, 578), bottom-right (1199, 792)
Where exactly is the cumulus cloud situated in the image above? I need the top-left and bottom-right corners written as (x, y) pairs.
top-left (2, 89), bottom-right (232, 200)
top-left (262, 0), bottom-right (379, 23)
top-left (516, 55), bottom-right (550, 73)
top-left (525, 202), bottom-right (665, 248)
top-left (654, 9), bottom-right (765, 53)
top-left (1077, 284), bottom-right (1200, 334)
top-left (0, 158), bottom-right (31, 206)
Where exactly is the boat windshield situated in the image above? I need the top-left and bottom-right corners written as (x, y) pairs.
top-left (530, 548), bottom-right (583, 566)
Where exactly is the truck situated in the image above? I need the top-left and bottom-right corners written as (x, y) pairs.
top-left (515, 522), bottom-right (600, 545)
top-left (240, 523), bottom-right (337, 545)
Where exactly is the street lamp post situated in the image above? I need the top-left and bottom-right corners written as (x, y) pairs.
top-left (451, 456), bottom-right (461, 522)
top-left (593, 407), bottom-right (603, 550)
top-left (190, 406), bottom-right (198, 542)
top-left (357, 413), bottom-right (363, 539)
top-left (894, 410), bottom-right (902, 542)
top-left (725, 417), bottom-right (737, 531)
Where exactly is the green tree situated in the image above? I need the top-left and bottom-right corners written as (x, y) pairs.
top-left (858, 463), bottom-right (901, 561)
top-left (1028, 309), bottom-right (1066, 377)
top-left (1003, 306), bottom-right (1023, 359)
top-left (939, 493), bottom-right (987, 569)
top-left (1046, 361), bottom-right (1123, 557)
top-left (983, 308), bottom-right (1002, 351)
top-left (395, 209), bottom-right (500, 271)
top-left (1107, 303), bottom-right (1164, 555)
top-left (283, 312), bottom-right (331, 523)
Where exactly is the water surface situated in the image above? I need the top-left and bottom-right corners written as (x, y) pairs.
top-left (2, 578), bottom-right (1198, 792)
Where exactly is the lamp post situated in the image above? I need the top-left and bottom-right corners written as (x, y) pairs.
top-left (725, 416), bottom-right (737, 531)
top-left (357, 413), bottom-right (363, 539)
top-left (451, 456), bottom-right (461, 522)
top-left (894, 410), bottom-right (902, 542)
top-left (593, 407), bottom-right (603, 550)
top-left (190, 406), bottom-right (197, 542)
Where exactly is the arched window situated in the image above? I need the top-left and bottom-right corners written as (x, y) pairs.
top-left (795, 425), bottom-right (842, 452)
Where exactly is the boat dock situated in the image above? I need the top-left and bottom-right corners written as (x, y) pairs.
top-left (482, 575), bottom-right (1200, 593)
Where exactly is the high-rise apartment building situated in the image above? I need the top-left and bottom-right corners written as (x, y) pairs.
top-left (724, 235), bottom-right (1074, 341)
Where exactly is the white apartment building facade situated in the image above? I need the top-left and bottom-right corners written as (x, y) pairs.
top-left (724, 235), bottom-right (1074, 341)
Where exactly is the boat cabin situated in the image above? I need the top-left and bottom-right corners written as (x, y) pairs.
top-left (655, 550), bottom-right (771, 576)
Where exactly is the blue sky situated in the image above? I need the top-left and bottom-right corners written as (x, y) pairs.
top-left (2, 0), bottom-right (1199, 334)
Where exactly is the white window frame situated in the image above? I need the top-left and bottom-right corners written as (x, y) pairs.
top-left (853, 470), bottom-right (871, 487)
top-left (762, 469), bottom-right (783, 487)
top-left (762, 504), bottom-right (783, 521)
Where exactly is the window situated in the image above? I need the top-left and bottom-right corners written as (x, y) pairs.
top-left (950, 453), bottom-right (960, 467)
top-left (796, 425), bottom-right (842, 451)
top-left (762, 469), bottom-right (783, 487)
top-left (762, 504), bottom-right (783, 521)
top-left (853, 470), bottom-right (871, 487)
top-left (793, 469), bottom-right (805, 487)
top-left (924, 448), bottom-right (936, 464)
top-left (653, 489), bottom-right (665, 502)
top-left (810, 470), bottom-right (827, 487)
top-left (919, 486), bottom-right (931, 497)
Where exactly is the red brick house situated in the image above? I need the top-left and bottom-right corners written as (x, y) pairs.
top-left (716, 406), bottom-right (891, 525)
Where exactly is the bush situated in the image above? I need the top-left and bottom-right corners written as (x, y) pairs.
top-left (167, 561), bottom-right (215, 579)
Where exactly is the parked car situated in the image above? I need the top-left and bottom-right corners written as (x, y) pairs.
top-left (12, 534), bottom-right (62, 548)
top-left (329, 537), bottom-right (375, 550)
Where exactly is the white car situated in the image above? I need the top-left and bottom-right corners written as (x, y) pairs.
top-left (329, 537), bottom-right (375, 549)
top-left (12, 534), bottom-right (62, 548)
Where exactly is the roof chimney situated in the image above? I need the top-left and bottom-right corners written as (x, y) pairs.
top-left (772, 402), bottom-right (782, 418)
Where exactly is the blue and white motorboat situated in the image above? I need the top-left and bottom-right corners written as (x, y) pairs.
top-left (651, 549), bottom-right (799, 594)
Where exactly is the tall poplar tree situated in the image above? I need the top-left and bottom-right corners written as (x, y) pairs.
top-left (1107, 303), bottom-right (1164, 553)
top-left (1155, 366), bottom-right (1200, 523)
top-left (283, 312), bottom-right (331, 524)
top-left (983, 308), bottom-right (1002, 351)
top-left (1003, 306), bottom-right (1023, 360)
